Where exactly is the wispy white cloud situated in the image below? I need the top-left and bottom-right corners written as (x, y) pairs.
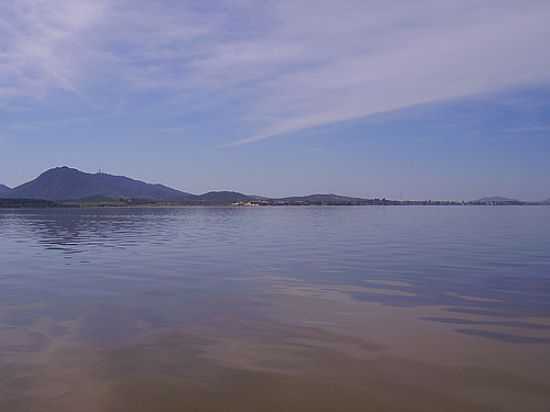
top-left (224, 1), bottom-right (550, 145)
top-left (0, 0), bottom-right (106, 98)
top-left (1, 0), bottom-right (550, 144)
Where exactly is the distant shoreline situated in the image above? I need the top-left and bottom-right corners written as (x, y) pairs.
top-left (1, 198), bottom-right (548, 209)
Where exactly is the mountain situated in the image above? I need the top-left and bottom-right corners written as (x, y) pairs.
top-left (9, 167), bottom-right (195, 201)
top-left (0, 184), bottom-right (11, 197)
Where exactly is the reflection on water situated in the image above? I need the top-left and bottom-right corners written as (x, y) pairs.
top-left (2, 207), bottom-right (549, 317)
top-left (1, 207), bottom-right (550, 411)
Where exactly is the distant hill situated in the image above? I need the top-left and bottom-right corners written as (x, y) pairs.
top-left (0, 184), bottom-right (11, 197)
top-left (9, 167), bottom-right (195, 201)
top-left (275, 194), bottom-right (369, 205)
top-left (196, 191), bottom-right (255, 203)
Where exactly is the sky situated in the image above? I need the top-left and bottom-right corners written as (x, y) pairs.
top-left (0, 0), bottom-right (549, 200)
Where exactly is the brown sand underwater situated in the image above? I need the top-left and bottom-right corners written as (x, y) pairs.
top-left (1, 276), bottom-right (549, 412)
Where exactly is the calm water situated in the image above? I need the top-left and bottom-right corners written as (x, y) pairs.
top-left (1, 207), bottom-right (550, 411)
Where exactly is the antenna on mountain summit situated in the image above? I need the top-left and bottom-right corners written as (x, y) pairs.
top-left (98, 168), bottom-right (102, 174)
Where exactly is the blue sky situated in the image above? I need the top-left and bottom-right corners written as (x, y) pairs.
top-left (1, 0), bottom-right (549, 200)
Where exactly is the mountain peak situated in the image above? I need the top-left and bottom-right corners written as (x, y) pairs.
top-left (41, 166), bottom-right (83, 174)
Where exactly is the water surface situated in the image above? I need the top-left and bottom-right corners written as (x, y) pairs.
top-left (1, 207), bottom-right (549, 411)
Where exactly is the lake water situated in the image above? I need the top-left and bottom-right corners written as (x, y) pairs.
top-left (1, 206), bottom-right (549, 411)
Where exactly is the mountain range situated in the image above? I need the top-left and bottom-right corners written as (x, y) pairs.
top-left (0, 166), bottom-right (260, 204)
top-left (0, 166), bottom-right (548, 206)
top-left (0, 167), bottom-right (378, 205)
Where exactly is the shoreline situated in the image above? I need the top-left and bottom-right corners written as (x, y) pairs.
top-left (1, 203), bottom-right (548, 210)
